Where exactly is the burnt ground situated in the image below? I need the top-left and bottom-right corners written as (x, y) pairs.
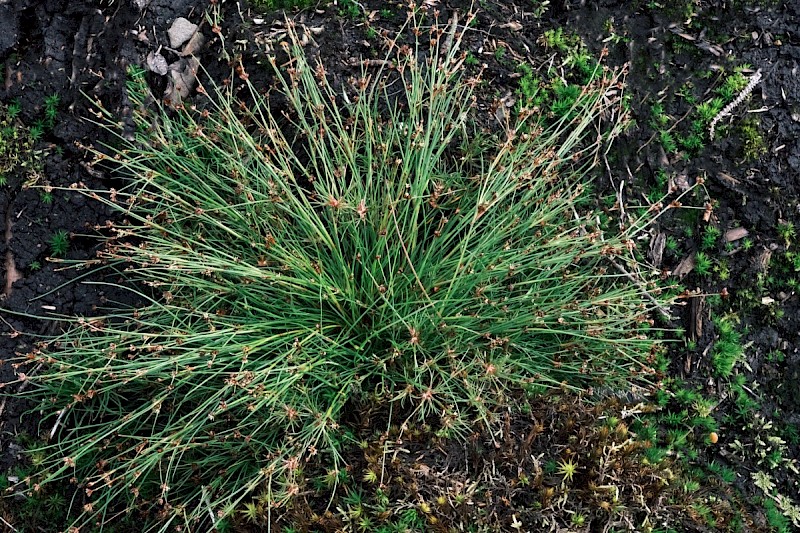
top-left (0, 0), bottom-right (799, 531)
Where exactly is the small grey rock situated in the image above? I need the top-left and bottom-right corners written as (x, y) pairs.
top-left (165, 57), bottom-right (199, 105)
top-left (168, 17), bottom-right (198, 49)
top-left (147, 51), bottom-right (169, 75)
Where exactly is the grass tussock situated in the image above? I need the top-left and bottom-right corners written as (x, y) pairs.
top-left (20, 18), bottom-right (672, 531)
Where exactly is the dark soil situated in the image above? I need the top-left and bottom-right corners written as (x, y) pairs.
top-left (1, 0), bottom-right (799, 531)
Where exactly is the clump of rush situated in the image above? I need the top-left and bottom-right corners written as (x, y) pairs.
top-left (20, 13), bottom-right (680, 532)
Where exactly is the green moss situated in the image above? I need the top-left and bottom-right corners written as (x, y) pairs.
top-left (660, 129), bottom-right (677, 153)
top-left (249, 0), bottom-right (319, 12)
top-left (695, 251), bottom-right (713, 276)
top-left (716, 71), bottom-right (748, 101)
top-left (711, 317), bottom-right (743, 377)
top-left (541, 27), bottom-right (579, 52)
top-left (0, 100), bottom-right (42, 185)
top-left (336, 0), bottom-right (361, 18)
top-left (696, 98), bottom-right (724, 125)
top-left (738, 117), bottom-right (767, 162)
top-left (700, 225), bottom-right (721, 250)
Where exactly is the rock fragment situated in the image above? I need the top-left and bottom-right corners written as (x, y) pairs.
top-left (168, 17), bottom-right (198, 49)
top-left (181, 31), bottom-right (205, 56)
top-left (165, 57), bottom-right (199, 105)
top-left (147, 51), bottom-right (169, 75)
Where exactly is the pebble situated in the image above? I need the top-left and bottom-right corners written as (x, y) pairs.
top-left (168, 17), bottom-right (198, 49)
top-left (147, 51), bottom-right (169, 75)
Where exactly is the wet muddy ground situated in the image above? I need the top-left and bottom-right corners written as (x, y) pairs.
top-left (1, 0), bottom-right (798, 530)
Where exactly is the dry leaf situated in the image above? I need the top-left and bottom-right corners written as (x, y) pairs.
top-left (725, 227), bottom-right (749, 242)
top-left (672, 254), bottom-right (695, 278)
top-left (716, 172), bottom-right (740, 188)
top-left (649, 232), bottom-right (666, 267)
top-left (673, 173), bottom-right (690, 191)
top-left (500, 93), bottom-right (516, 108)
top-left (501, 21), bottom-right (523, 31)
top-left (4, 251), bottom-right (21, 297)
top-left (696, 41), bottom-right (725, 56)
top-left (703, 203), bottom-right (713, 222)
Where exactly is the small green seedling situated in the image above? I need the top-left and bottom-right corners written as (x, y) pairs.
top-left (777, 221), bottom-right (795, 246)
top-left (694, 251), bottom-right (712, 276)
top-left (29, 122), bottom-right (44, 142)
top-left (50, 230), bottom-right (69, 257)
top-left (739, 118), bottom-right (767, 161)
top-left (541, 27), bottom-right (568, 50)
top-left (701, 225), bottom-right (721, 250)
top-left (6, 98), bottom-right (21, 119)
top-left (44, 94), bottom-right (60, 128)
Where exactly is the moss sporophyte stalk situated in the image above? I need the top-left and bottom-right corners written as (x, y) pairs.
top-left (19, 18), bottom-right (684, 531)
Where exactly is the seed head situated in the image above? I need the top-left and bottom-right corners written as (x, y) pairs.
top-left (356, 199), bottom-right (368, 221)
top-left (408, 327), bottom-right (420, 345)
